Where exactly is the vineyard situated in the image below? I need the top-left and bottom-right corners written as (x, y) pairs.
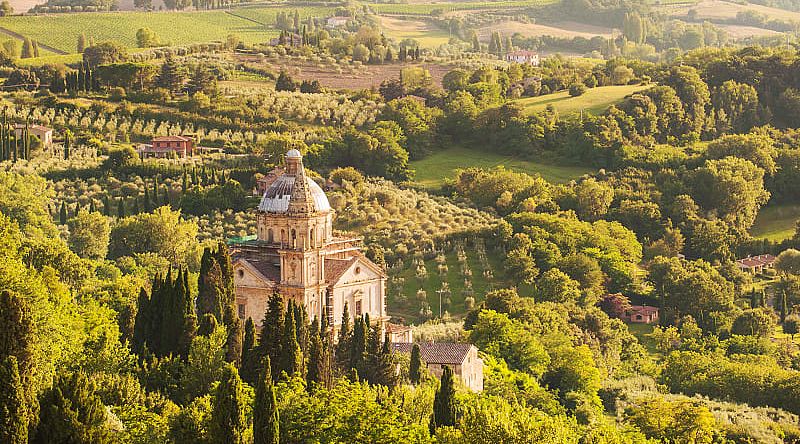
top-left (367, 0), bottom-right (560, 15)
top-left (0, 5), bottom-right (333, 54)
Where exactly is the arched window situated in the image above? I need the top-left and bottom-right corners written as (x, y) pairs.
top-left (267, 228), bottom-right (274, 243)
top-left (291, 229), bottom-right (297, 248)
top-left (310, 228), bottom-right (314, 247)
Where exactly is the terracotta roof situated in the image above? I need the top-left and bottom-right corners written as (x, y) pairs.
top-left (152, 135), bottom-right (192, 142)
top-left (325, 256), bottom-right (357, 284)
top-left (391, 342), bottom-right (474, 365)
top-left (236, 258), bottom-right (280, 284)
top-left (507, 50), bottom-right (538, 57)
top-left (15, 124), bottom-right (52, 132)
top-left (385, 323), bottom-right (412, 333)
top-left (736, 254), bottom-right (776, 269)
top-left (627, 305), bottom-right (659, 316)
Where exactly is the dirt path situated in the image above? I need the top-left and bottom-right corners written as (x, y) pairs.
top-left (0, 26), bottom-right (68, 54)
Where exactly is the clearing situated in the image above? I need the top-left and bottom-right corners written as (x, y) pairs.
top-left (716, 24), bottom-right (782, 38)
top-left (379, 16), bottom-right (452, 48)
top-left (235, 53), bottom-right (452, 89)
top-left (751, 204), bottom-right (800, 241)
top-left (662, 0), bottom-right (800, 21)
top-left (410, 145), bottom-right (592, 188)
top-left (514, 84), bottom-right (652, 116)
top-left (477, 20), bottom-right (614, 40)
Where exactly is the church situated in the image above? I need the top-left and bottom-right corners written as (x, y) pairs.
top-left (231, 149), bottom-right (389, 335)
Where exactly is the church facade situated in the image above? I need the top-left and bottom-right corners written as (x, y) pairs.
top-left (231, 149), bottom-right (388, 333)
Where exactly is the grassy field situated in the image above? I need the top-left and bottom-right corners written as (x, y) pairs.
top-left (0, 5), bottom-right (334, 53)
top-left (410, 145), bottom-right (592, 188)
top-left (751, 204), bottom-right (800, 241)
top-left (379, 16), bottom-right (452, 48)
top-left (369, 0), bottom-right (557, 14)
top-left (515, 84), bottom-right (652, 115)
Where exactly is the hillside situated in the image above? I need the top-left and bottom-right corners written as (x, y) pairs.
top-left (514, 84), bottom-right (652, 115)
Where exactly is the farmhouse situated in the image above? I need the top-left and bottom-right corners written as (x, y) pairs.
top-left (138, 136), bottom-right (196, 158)
top-left (736, 254), bottom-right (777, 274)
top-left (15, 124), bottom-right (53, 147)
top-left (326, 16), bottom-right (349, 28)
top-left (231, 150), bottom-right (398, 339)
top-left (625, 305), bottom-right (659, 324)
top-left (392, 342), bottom-right (484, 392)
top-left (505, 50), bottom-right (540, 66)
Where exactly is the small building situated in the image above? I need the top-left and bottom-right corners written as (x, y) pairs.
top-left (736, 254), bottom-right (777, 274)
top-left (385, 323), bottom-right (413, 343)
top-left (15, 124), bottom-right (53, 147)
top-left (505, 50), bottom-right (540, 66)
top-left (625, 305), bottom-right (659, 324)
top-left (392, 342), bottom-right (483, 392)
top-left (326, 16), bottom-right (349, 28)
top-left (139, 136), bottom-right (195, 159)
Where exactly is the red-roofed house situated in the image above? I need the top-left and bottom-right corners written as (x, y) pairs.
top-left (138, 135), bottom-right (195, 158)
top-left (392, 342), bottom-right (483, 392)
top-left (625, 305), bottom-right (659, 324)
top-left (736, 254), bottom-right (777, 274)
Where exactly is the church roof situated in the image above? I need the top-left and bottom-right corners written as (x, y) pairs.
top-left (325, 257), bottom-right (358, 284)
top-left (234, 258), bottom-right (280, 284)
top-left (391, 342), bottom-right (474, 365)
top-left (257, 150), bottom-right (331, 214)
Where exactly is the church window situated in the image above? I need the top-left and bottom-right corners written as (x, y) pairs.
top-left (355, 300), bottom-right (362, 316)
top-left (268, 228), bottom-right (273, 242)
top-left (238, 304), bottom-right (246, 318)
top-left (238, 270), bottom-right (244, 278)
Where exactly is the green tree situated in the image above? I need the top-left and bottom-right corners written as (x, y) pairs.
top-left (20, 37), bottom-right (33, 59)
top-left (625, 397), bottom-right (718, 444)
top-left (0, 356), bottom-right (27, 444)
top-left (430, 365), bottom-right (458, 433)
top-left (409, 343), bottom-right (422, 384)
top-left (257, 293), bottom-right (284, 380)
top-left (109, 206), bottom-right (200, 266)
top-left (253, 356), bottom-right (279, 444)
top-left (77, 34), bottom-right (87, 53)
top-left (468, 310), bottom-right (549, 376)
top-left (0, 0), bottom-right (13, 16)
top-left (67, 210), bottom-right (110, 260)
top-left (275, 71), bottom-right (296, 92)
top-left (784, 314), bottom-right (800, 340)
top-left (278, 301), bottom-right (302, 379)
top-left (157, 57), bottom-right (187, 93)
top-left (776, 249), bottom-right (800, 276)
top-left (210, 364), bottom-right (248, 444)
top-left (135, 27), bottom-right (160, 48)
top-left (83, 41), bottom-right (128, 67)
top-left (240, 317), bottom-right (258, 384)
top-left (33, 372), bottom-right (110, 444)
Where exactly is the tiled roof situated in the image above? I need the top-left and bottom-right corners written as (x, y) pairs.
top-left (627, 305), bottom-right (659, 315)
top-left (236, 258), bottom-right (280, 284)
top-left (391, 342), bottom-right (473, 365)
top-left (507, 50), bottom-right (538, 57)
top-left (385, 323), bottom-right (412, 333)
top-left (325, 256), bottom-right (357, 284)
top-left (736, 254), bottom-right (776, 268)
top-left (152, 135), bottom-right (192, 142)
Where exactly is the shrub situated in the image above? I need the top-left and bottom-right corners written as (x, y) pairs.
top-left (569, 83), bottom-right (587, 97)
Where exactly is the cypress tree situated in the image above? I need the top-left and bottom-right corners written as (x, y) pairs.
top-left (782, 289), bottom-right (789, 323)
top-left (182, 170), bottom-right (189, 192)
top-left (240, 317), bottom-right (258, 384)
top-left (143, 186), bottom-right (152, 212)
top-left (89, 200), bottom-right (97, 213)
top-left (278, 301), bottom-right (302, 379)
top-left (410, 343), bottom-right (422, 385)
top-left (348, 315), bottom-right (366, 378)
top-left (0, 356), bottom-right (27, 444)
top-left (253, 356), bottom-right (280, 444)
top-left (224, 304), bottom-right (244, 367)
top-left (198, 313), bottom-right (218, 336)
top-left (430, 365), bottom-right (457, 433)
top-left (257, 293), bottom-right (284, 381)
top-left (335, 301), bottom-right (352, 370)
top-left (33, 372), bottom-right (109, 444)
top-left (103, 195), bottom-right (111, 216)
top-left (306, 318), bottom-right (322, 388)
top-left (0, 289), bottom-right (34, 402)
top-left (294, 302), bottom-right (309, 363)
top-left (210, 364), bottom-right (248, 444)
top-left (152, 177), bottom-right (159, 207)
top-left (117, 197), bottom-right (125, 218)
top-left (59, 201), bottom-right (68, 225)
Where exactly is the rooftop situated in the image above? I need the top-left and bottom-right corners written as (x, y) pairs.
top-left (391, 342), bottom-right (474, 365)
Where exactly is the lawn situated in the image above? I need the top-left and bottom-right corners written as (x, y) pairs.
top-left (626, 322), bottom-right (660, 358)
top-left (515, 84), bottom-right (652, 116)
top-left (0, 5), bottom-right (334, 53)
top-left (410, 145), bottom-right (592, 188)
top-left (379, 16), bottom-right (452, 48)
top-left (751, 204), bottom-right (800, 241)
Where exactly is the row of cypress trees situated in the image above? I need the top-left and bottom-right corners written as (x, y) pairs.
top-left (0, 117), bottom-right (32, 162)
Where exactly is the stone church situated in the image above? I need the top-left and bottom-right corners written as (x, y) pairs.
top-left (231, 149), bottom-right (388, 334)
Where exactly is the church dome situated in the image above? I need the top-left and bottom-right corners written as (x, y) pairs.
top-left (257, 151), bottom-right (331, 214)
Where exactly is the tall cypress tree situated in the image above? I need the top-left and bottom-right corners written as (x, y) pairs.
top-left (410, 343), bottom-right (422, 385)
top-left (335, 302), bottom-right (351, 369)
top-left (306, 318), bottom-right (322, 388)
top-left (117, 197), bottom-right (125, 218)
top-left (253, 356), bottom-right (279, 444)
top-left (430, 365), bottom-right (457, 433)
top-left (59, 201), bottom-right (67, 225)
top-left (0, 290), bottom-right (34, 389)
top-left (210, 364), bottom-right (248, 444)
top-left (224, 304), bottom-right (243, 367)
top-left (348, 316), bottom-right (366, 378)
top-left (278, 301), bottom-right (302, 379)
top-left (257, 293), bottom-right (284, 381)
top-left (0, 356), bottom-right (27, 444)
top-left (240, 317), bottom-right (258, 385)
